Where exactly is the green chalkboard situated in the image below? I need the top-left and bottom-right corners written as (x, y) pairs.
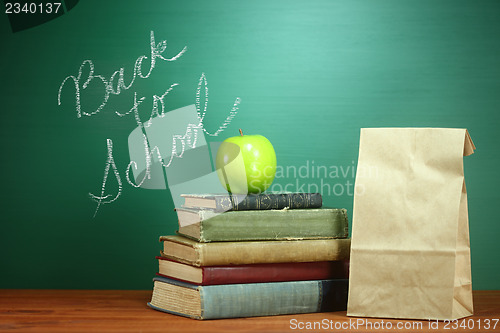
top-left (1, 0), bottom-right (499, 290)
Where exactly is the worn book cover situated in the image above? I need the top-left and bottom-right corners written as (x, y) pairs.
top-left (181, 192), bottom-right (322, 212)
top-left (176, 207), bottom-right (349, 242)
top-left (148, 276), bottom-right (349, 319)
top-left (160, 235), bottom-right (351, 266)
top-left (157, 257), bottom-right (349, 285)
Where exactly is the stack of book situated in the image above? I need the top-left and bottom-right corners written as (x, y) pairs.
top-left (148, 193), bottom-right (351, 320)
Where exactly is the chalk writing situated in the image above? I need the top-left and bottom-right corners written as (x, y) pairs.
top-left (57, 31), bottom-right (187, 118)
top-left (88, 139), bottom-right (122, 217)
top-left (58, 31), bottom-right (241, 216)
top-left (196, 72), bottom-right (241, 137)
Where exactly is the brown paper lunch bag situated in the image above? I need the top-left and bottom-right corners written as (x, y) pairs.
top-left (347, 128), bottom-right (475, 320)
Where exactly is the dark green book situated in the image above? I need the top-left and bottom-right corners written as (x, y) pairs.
top-left (181, 193), bottom-right (322, 212)
top-left (176, 208), bottom-right (349, 242)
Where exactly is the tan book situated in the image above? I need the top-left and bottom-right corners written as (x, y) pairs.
top-left (160, 235), bottom-right (351, 267)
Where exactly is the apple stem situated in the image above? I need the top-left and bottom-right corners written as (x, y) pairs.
top-left (239, 128), bottom-right (243, 136)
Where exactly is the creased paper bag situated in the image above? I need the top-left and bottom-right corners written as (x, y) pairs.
top-left (347, 128), bottom-right (475, 320)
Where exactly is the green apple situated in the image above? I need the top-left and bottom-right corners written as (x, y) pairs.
top-left (216, 129), bottom-right (276, 194)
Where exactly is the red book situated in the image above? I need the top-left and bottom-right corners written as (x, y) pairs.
top-left (156, 257), bottom-right (349, 285)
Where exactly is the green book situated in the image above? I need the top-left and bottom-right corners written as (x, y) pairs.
top-left (176, 208), bottom-right (348, 242)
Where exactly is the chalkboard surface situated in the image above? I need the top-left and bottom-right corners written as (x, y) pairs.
top-left (1, 0), bottom-right (499, 290)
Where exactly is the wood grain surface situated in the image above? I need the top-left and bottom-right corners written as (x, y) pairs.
top-left (0, 290), bottom-right (499, 332)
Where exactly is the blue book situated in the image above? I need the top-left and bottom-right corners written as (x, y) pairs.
top-left (147, 276), bottom-right (348, 320)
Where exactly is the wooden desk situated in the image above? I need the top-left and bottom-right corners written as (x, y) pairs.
top-left (0, 290), bottom-right (498, 332)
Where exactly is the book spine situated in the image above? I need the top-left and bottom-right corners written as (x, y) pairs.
top-left (193, 208), bottom-right (348, 242)
top-left (200, 279), bottom-right (348, 319)
top-left (197, 238), bottom-right (351, 266)
top-left (202, 261), bottom-right (349, 285)
top-left (215, 193), bottom-right (322, 212)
